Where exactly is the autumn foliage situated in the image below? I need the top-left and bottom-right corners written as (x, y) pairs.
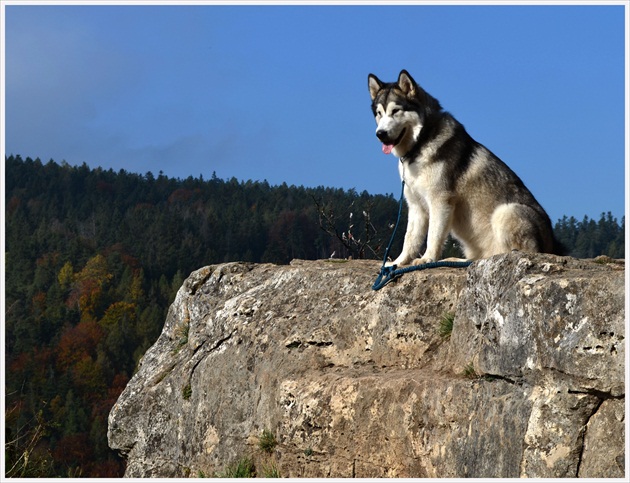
top-left (5, 248), bottom-right (170, 477)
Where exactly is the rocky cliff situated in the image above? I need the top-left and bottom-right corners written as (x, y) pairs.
top-left (107, 252), bottom-right (626, 478)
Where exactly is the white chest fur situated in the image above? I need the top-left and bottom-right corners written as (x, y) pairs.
top-left (398, 157), bottom-right (447, 206)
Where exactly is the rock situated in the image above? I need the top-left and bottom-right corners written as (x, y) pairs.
top-left (578, 398), bottom-right (625, 477)
top-left (108, 252), bottom-right (625, 478)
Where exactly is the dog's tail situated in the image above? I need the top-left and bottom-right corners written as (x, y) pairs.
top-left (552, 237), bottom-right (569, 256)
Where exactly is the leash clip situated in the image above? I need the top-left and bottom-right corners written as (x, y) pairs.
top-left (372, 264), bottom-right (400, 291)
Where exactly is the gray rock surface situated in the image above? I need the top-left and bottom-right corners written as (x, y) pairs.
top-left (108, 252), bottom-right (625, 478)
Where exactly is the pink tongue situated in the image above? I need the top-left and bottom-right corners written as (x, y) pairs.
top-left (382, 144), bottom-right (394, 155)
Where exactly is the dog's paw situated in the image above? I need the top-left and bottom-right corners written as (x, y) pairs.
top-left (412, 257), bottom-right (435, 266)
top-left (387, 256), bottom-right (410, 267)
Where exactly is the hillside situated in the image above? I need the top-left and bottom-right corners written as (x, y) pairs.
top-left (4, 155), bottom-right (625, 477)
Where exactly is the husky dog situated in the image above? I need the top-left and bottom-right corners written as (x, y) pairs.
top-left (368, 69), bottom-right (562, 266)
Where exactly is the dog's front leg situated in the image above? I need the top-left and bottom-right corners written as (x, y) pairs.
top-left (413, 197), bottom-right (453, 265)
top-left (388, 202), bottom-right (428, 266)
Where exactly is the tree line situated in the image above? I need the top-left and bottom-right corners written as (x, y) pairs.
top-left (3, 155), bottom-right (624, 476)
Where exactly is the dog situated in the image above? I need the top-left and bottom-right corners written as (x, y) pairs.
top-left (368, 69), bottom-right (562, 266)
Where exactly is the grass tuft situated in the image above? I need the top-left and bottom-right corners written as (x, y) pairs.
top-left (258, 429), bottom-right (278, 454)
top-left (215, 457), bottom-right (256, 478)
top-left (260, 459), bottom-right (280, 478)
top-left (439, 312), bottom-right (455, 338)
top-left (182, 383), bottom-right (192, 400)
top-left (173, 320), bottom-right (190, 353)
top-left (463, 362), bottom-right (478, 379)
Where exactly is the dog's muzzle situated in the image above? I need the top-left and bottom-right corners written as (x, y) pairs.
top-left (376, 128), bottom-right (406, 146)
top-left (376, 129), bottom-right (389, 142)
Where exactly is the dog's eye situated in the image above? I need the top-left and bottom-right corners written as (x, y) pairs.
top-left (391, 108), bottom-right (401, 115)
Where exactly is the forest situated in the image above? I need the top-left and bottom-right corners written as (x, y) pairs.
top-left (3, 154), bottom-right (625, 477)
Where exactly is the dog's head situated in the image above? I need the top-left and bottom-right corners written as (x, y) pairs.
top-left (368, 70), bottom-right (441, 157)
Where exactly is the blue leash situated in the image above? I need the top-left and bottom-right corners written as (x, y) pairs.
top-left (372, 179), bottom-right (472, 290)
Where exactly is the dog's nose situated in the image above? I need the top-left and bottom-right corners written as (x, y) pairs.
top-left (376, 129), bottom-right (388, 141)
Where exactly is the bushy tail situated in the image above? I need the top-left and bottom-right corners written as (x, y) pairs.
top-left (552, 237), bottom-right (569, 256)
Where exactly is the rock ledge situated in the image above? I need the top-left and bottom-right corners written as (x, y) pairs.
top-left (108, 252), bottom-right (625, 478)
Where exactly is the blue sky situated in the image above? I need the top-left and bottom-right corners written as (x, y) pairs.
top-left (2, 1), bottom-right (627, 223)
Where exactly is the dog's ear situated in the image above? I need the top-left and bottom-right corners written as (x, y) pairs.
top-left (399, 69), bottom-right (442, 112)
top-left (398, 70), bottom-right (416, 97)
top-left (368, 74), bottom-right (383, 100)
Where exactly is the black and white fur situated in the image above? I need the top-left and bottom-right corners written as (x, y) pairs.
top-left (368, 69), bottom-right (562, 266)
